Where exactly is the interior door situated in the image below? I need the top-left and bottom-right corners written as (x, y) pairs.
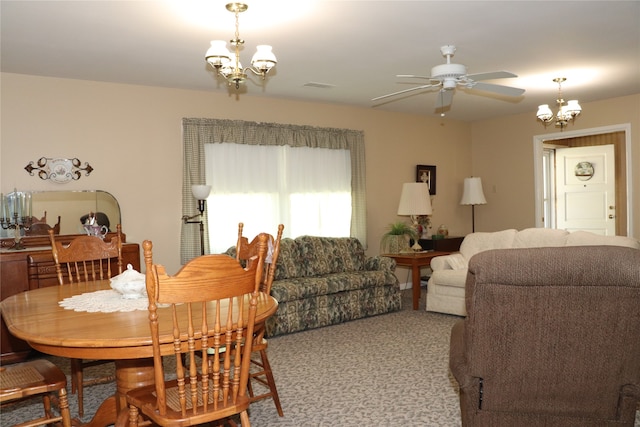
top-left (555, 145), bottom-right (615, 235)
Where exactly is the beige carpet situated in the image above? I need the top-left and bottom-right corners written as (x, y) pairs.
top-left (2, 289), bottom-right (639, 426)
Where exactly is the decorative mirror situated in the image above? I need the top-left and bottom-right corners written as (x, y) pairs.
top-left (0, 190), bottom-right (120, 238)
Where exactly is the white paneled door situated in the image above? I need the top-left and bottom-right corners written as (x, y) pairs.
top-left (555, 144), bottom-right (615, 235)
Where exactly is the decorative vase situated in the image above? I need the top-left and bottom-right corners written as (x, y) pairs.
top-left (386, 235), bottom-right (407, 254)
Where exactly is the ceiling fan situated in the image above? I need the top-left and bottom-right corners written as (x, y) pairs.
top-left (372, 45), bottom-right (525, 115)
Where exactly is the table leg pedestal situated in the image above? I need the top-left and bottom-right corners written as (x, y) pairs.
top-left (114, 358), bottom-right (155, 427)
top-left (80, 396), bottom-right (117, 427)
top-left (79, 358), bottom-right (155, 427)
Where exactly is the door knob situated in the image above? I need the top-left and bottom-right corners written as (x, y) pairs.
top-left (609, 214), bottom-right (615, 219)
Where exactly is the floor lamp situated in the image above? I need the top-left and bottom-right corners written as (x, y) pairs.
top-left (460, 177), bottom-right (486, 233)
top-left (182, 184), bottom-right (212, 255)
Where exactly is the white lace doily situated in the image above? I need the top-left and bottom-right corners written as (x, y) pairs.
top-left (59, 289), bottom-right (148, 313)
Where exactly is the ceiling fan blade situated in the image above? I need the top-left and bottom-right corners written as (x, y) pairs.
top-left (466, 71), bottom-right (518, 81)
top-left (470, 82), bottom-right (525, 97)
top-left (371, 84), bottom-right (438, 101)
top-left (435, 89), bottom-right (454, 108)
top-left (396, 74), bottom-right (433, 80)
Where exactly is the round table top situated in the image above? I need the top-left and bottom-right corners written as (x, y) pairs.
top-left (1, 280), bottom-right (278, 360)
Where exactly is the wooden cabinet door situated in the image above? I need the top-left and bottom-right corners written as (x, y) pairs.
top-left (1, 253), bottom-right (33, 362)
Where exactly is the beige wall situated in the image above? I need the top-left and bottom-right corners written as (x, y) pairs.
top-left (471, 94), bottom-right (639, 238)
top-left (1, 73), bottom-right (471, 273)
top-left (2, 73), bottom-right (637, 273)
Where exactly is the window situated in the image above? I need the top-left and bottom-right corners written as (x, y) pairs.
top-left (181, 118), bottom-right (366, 263)
top-left (204, 143), bottom-right (352, 253)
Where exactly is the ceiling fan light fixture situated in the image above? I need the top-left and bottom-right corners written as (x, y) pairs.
top-left (204, 3), bottom-right (277, 90)
top-left (371, 45), bottom-right (524, 115)
top-left (443, 79), bottom-right (457, 90)
top-left (537, 77), bottom-right (582, 130)
top-left (431, 63), bottom-right (467, 79)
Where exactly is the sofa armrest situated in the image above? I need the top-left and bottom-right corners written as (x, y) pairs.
top-left (366, 255), bottom-right (396, 272)
top-left (431, 253), bottom-right (467, 271)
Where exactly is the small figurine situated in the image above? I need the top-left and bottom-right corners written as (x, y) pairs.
top-left (85, 212), bottom-right (96, 225)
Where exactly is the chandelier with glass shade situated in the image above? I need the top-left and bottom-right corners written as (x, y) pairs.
top-left (536, 77), bottom-right (582, 130)
top-left (205, 3), bottom-right (277, 90)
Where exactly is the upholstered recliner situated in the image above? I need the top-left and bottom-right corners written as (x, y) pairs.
top-left (450, 246), bottom-right (640, 426)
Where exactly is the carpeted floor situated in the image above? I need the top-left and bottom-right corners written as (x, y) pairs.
top-left (2, 289), bottom-right (639, 426)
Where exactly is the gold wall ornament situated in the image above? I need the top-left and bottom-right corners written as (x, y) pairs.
top-left (24, 157), bottom-right (93, 183)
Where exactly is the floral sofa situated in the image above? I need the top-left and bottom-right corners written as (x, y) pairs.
top-left (227, 235), bottom-right (401, 336)
top-left (427, 228), bottom-right (640, 316)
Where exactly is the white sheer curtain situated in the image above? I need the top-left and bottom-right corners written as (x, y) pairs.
top-left (205, 143), bottom-right (352, 253)
top-left (181, 118), bottom-right (366, 264)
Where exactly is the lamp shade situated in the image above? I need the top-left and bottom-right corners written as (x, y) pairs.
top-left (251, 45), bottom-right (277, 71)
top-left (397, 183), bottom-right (432, 216)
top-left (191, 185), bottom-right (212, 200)
top-left (460, 177), bottom-right (487, 206)
top-left (205, 40), bottom-right (232, 66)
top-left (536, 104), bottom-right (553, 121)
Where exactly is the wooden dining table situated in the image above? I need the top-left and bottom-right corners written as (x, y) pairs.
top-left (0, 279), bottom-right (278, 427)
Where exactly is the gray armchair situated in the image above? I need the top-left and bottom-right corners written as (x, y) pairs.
top-left (450, 246), bottom-right (640, 426)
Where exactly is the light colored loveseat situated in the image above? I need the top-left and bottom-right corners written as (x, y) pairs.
top-left (427, 228), bottom-right (640, 316)
top-left (228, 235), bottom-right (401, 336)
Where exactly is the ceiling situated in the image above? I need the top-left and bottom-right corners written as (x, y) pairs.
top-left (2, 1), bottom-right (639, 122)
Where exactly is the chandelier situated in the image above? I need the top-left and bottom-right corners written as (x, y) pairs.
top-left (205, 3), bottom-right (277, 90)
top-left (536, 77), bottom-right (582, 130)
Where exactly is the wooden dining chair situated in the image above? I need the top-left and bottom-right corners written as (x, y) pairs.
top-left (0, 359), bottom-right (72, 427)
top-left (126, 238), bottom-right (268, 427)
top-left (25, 212), bottom-right (61, 236)
top-left (235, 222), bottom-right (285, 416)
top-left (48, 225), bottom-right (123, 417)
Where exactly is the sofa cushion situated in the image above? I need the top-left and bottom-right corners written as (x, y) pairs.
top-left (273, 238), bottom-right (302, 280)
top-left (271, 270), bottom-right (390, 303)
top-left (295, 236), bottom-right (365, 277)
top-left (512, 227), bottom-right (568, 248)
top-left (460, 229), bottom-right (517, 260)
top-left (566, 231), bottom-right (640, 249)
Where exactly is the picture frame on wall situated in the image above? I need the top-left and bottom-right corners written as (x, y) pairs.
top-left (416, 165), bottom-right (436, 195)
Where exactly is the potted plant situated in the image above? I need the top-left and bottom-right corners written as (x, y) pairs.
top-left (380, 221), bottom-right (418, 254)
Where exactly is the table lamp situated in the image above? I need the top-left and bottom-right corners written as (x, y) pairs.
top-left (460, 177), bottom-right (486, 233)
top-left (397, 182), bottom-right (432, 251)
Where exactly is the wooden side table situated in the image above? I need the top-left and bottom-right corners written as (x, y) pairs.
top-left (383, 251), bottom-right (452, 310)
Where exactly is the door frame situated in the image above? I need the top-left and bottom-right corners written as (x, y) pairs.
top-left (533, 123), bottom-right (633, 236)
